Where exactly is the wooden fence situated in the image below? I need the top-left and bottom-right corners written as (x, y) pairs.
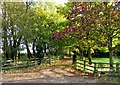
top-left (2, 57), bottom-right (58, 70)
top-left (75, 58), bottom-right (120, 76)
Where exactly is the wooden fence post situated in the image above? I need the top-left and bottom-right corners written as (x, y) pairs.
top-left (94, 62), bottom-right (97, 75)
top-left (84, 60), bottom-right (86, 71)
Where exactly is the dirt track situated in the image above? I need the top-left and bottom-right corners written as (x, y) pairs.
top-left (2, 57), bottom-right (102, 83)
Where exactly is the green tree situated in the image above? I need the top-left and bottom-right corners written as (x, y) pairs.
top-left (99, 2), bottom-right (120, 68)
top-left (2, 2), bottom-right (26, 60)
top-left (55, 2), bottom-right (120, 67)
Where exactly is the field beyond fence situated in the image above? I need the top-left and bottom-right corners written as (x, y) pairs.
top-left (75, 58), bottom-right (120, 77)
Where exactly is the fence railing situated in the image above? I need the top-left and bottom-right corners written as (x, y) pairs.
top-left (75, 58), bottom-right (120, 76)
top-left (2, 57), bottom-right (58, 70)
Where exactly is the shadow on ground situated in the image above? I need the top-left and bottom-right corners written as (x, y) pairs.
top-left (2, 57), bottom-right (102, 83)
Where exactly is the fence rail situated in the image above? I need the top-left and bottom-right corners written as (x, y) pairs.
top-left (75, 58), bottom-right (120, 76)
top-left (2, 57), bottom-right (58, 70)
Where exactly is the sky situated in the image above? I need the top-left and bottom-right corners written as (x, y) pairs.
top-left (40, 0), bottom-right (68, 5)
top-left (53, 0), bottom-right (68, 5)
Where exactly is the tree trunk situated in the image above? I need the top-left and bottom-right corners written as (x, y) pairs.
top-left (81, 50), bottom-right (84, 60)
top-left (36, 43), bottom-right (44, 65)
top-left (3, 37), bottom-right (9, 60)
top-left (32, 38), bottom-right (36, 57)
top-left (18, 51), bottom-right (20, 60)
top-left (17, 36), bottom-right (22, 60)
top-left (108, 37), bottom-right (113, 69)
top-left (48, 55), bottom-right (51, 65)
top-left (13, 38), bottom-right (17, 60)
top-left (87, 47), bottom-right (92, 64)
top-left (72, 51), bottom-right (77, 64)
top-left (10, 39), bottom-right (14, 60)
top-left (25, 39), bottom-right (32, 59)
top-left (2, 3), bottom-right (9, 60)
top-left (3, 30), bottom-right (9, 60)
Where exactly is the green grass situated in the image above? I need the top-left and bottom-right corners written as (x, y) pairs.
top-left (76, 57), bottom-right (120, 74)
top-left (92, 57), bottom-right (120, 63)
top-left (19, 53), bottom-right (28, 61)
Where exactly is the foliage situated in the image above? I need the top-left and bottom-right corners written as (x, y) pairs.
top-left (1, 2), bottom-right (67, 63)
top-left (1, 1), bottom-right (120, 69)
top-left (52, 2), bottom-right (120, 67)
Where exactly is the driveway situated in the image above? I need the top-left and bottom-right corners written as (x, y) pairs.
top-left (2, 57), bottom-right (102, 83)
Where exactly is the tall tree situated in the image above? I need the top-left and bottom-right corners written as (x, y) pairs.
top-left (2, 2), bottom-right (26, 60)
top-left (53, 2), bottom-right (120, 67)
top-left (100, 2), bottom-right (120, 68)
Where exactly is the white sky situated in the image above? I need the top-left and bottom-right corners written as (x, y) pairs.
top-left (53, 0), bottom-right (68, 5)
top-left (40, 0), bottom-right (68, 5)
